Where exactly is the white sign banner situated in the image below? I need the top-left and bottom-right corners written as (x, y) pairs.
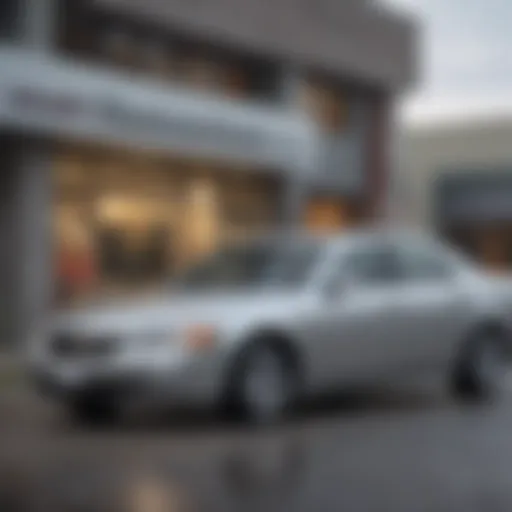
top-left (0, 48), bottom-right (319, 172)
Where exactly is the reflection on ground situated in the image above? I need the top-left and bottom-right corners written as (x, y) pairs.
top-left (0, 383), bottom-right (497, 512)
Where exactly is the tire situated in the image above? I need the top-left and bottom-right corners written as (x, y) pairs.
top-left (67, 392), bottom-right (120, 427)
top-left (224, 341), bottom-right (299, 425)
top-left (451, 329), bottom-right (508, 403)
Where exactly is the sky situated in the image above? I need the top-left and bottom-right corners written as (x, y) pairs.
top-left (383, 0), bottom-right (512, 126)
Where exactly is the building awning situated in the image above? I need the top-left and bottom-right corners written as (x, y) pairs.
top-left (0, 47), bottom-right (319, 173)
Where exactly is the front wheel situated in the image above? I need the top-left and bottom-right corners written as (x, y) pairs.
top-left (66, 392), bottom-right (120, 427)
top-left (451, 330), bottom-right (508, 403)
top-left (225, 343), bottom-right (299, 425)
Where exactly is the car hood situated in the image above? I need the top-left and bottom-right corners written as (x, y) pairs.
top-left (52, 289), bottom-right (306, 334)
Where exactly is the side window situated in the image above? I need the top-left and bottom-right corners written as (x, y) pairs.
top-left (345, 244), bottom-right (402, 285)
top-left (324, 242), bottom-right (402, 296)
top-left (398, 243), bottom-right (454, 281)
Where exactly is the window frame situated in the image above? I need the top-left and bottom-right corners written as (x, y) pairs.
top-left (322, 238), bottom-right (404, 297)
top-left (393, 236), bottom-right (458, 283)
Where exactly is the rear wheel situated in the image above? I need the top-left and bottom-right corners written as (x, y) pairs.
top-left (451, 330), bottom-right (508, 403)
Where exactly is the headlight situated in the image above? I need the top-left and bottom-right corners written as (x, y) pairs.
top-left (134, 325), bottom-right (218, 352)
top-left (185, 325), bottom-right (218, 352)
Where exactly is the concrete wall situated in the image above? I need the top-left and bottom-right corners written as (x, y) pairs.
top-left (92, 0), bottom-right (418, 90)
top-left (399, 118), bottom-right (512, 228)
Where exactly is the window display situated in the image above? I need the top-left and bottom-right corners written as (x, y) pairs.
top-left (54, 147), bottom-right (280, 302)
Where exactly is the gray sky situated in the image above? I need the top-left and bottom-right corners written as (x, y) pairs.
top-left (384, 0), bottom-right (512, 125)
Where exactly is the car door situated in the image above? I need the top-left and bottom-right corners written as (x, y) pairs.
top-left (310, 238), bottom-right (409, 387)
top-left (392, 237), bottom-right (470, 372)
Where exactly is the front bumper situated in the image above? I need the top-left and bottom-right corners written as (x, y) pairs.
top-left (30, 346), bottom-right (227, 408)
top-left (32, 366), bottom-right (144, 398)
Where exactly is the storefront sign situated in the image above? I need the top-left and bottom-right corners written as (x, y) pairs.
top-left (99, 97), bottom-right (275, 152)
top-left (5, 85), bottom-right (300, 165)
top-left (0, 48), bottom-right (318, 172)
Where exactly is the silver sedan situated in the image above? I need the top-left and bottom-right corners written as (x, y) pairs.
top-left (29, 229), bottom-right (512, 424)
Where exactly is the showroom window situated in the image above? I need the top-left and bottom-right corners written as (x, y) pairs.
top-left (53, 147), bottom-right (281, 304)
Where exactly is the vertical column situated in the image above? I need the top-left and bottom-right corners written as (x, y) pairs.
top-left (342, 98), bottom-right (370, 195)
top-left (365, 94), bottom-right (392, 221)
top-left (21, 0), bottom-right (58, 51)
top-left (0, 139), bottom-right (19, 347)
top-left (14, 140), bottom-right (54, 345)
top-left (280, 65), bottom-right (303, 107)
top-left (281, 174), bottom-right (309, 227)
top-left (279, 65), bottom-right (310, 228)
top-left (384, 115), bottom-right (409, 224)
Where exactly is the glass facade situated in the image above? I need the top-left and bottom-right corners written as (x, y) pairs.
top-left (53, 145), bottom-right (282, 303)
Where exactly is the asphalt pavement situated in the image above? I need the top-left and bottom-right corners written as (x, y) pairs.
top-left (1, 381), bottom-right (512, 512)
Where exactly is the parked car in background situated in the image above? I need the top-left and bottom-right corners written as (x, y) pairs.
top-left (28, 229), bottom-right (512, 425)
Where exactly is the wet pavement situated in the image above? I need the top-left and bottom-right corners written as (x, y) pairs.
top-left (1, 382), bottom-right (512, 511)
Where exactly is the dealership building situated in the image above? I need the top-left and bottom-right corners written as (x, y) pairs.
top-left (0, 0), bottom-right (416, 343)
top-left (401, 117), bottom-right (512, 270)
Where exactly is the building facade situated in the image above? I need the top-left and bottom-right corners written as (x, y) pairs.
top-left (401, 117), bottom-right (512, 270)
top-left (0, 0), bottom-right (416, 343)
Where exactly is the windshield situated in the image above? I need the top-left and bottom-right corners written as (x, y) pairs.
top-left (172, 239), bottom-right (320, 291)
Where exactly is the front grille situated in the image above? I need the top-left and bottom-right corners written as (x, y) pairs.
top-left (51, 334), bottom-right (116, 358)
